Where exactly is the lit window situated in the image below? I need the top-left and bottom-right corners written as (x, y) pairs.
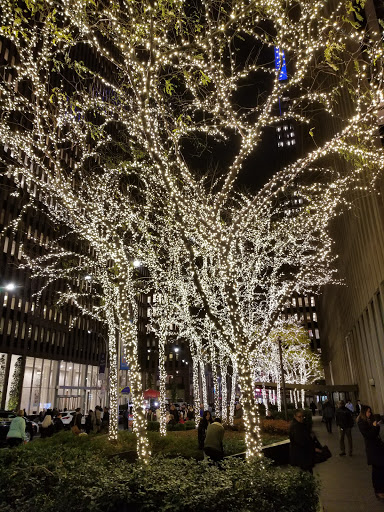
top-left (292, 297), bottom-right (296, 307)
top-left (291, 139), bottom-right (296, 145)
top-left (298, 297), bottom-right (303, 307)
top-left (278, 141), bottom-right (284, 147)
top-left (304, 297), bottom-right (309, 307)
top-left (311, 296), bottom-right (315, 307)
top-left (315, 329), bottom-right (320, 339)
top-left (313, 312), bottom-right (318, 322)
top-left (308, 330), bottom-right (313, 338)
top-left (276, 127), bottom-right (281, 132)
top-left (283, 125), bottom-right (288, 130)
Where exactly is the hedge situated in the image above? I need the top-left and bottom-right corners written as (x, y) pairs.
top-left (0, 444), bottom-right (319, 512)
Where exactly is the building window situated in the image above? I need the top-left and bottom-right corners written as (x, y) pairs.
top-left (311, 296), bottom-right (315, 307)
top-left (315, 329), bottom-right (320, 339)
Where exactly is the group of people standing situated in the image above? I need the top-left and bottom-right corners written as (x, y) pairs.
top-left (290, 399), bottom-right (384, 500)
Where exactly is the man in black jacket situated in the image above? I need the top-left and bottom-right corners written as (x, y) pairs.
top-left (335, 400), bottom-right (354, 456)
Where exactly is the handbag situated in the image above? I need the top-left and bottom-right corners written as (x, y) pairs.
top-left (315, 445), bottom-right (332, 464)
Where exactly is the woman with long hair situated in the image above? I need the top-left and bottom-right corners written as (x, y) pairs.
top-left (357, 405), bottom-right (384, 500)
top-left (198, 410), bottom-right (213, 450)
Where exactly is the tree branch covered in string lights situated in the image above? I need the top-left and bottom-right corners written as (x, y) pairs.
top-left (0, 0), bottom-right (383, 461)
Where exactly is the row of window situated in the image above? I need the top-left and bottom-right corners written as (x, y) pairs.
top-left (286, 311), bottom-right (318, 322)
top-left (292, 296), bottom-right (316, 308)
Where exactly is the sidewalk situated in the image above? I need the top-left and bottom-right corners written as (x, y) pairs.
top-left (312, 416), bottom-right (384, 512)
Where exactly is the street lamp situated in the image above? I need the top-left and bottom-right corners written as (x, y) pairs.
top-left (4, 283), bottom-right (16, 291)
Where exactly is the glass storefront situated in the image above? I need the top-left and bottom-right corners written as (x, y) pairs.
top-left (0, 352), bottom-right (132, 414)
top-left (20, 356), bottom-right (108, 414)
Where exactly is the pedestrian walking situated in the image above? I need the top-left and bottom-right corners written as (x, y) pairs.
top-left (310, 401), bottom-right (317, 416)
top-left (6, 410), bottom-right (26, 448)
top-left (336, 400), bottom-right (354, 456)
top-left (346, 400), bottom-right (354, 414)
top-left (357, 405), bottom-right (384, 500)
top-left (322, 400), bottom-right (335, 433)
top-left (356, 400), bottom-right (362, 415)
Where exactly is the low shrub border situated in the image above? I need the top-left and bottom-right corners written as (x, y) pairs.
top-left (0, 446), bottom-right (319, 512)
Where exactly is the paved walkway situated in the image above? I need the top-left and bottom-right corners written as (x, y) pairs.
top-left (312, 416), bottom-right (384, 512)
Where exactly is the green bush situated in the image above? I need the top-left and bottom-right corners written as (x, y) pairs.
top-left (147, 421), bottom-right (160, 431)
top-left (185, 420), bottom-right (196, 430)
top-left (167, 422), bottom-right (186, 431)
top-left (0, 446), bottom-right (319, 512)
top-left (271, 408), bottom-right (312, 427)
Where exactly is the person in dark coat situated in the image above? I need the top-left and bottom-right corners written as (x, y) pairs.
top-left (335, 400), bottom-right (354, 456)
top-left (169, 405), bottom-right (179, 423)
top-left (310, 401), bottom-right (317, 416)
top-left (358, 405), bottom-right (384, 499)
top-left (322, 401), bottom-right (335, 433)
top-left (289, 409), bottom-right (319, 473)
top-left (73, 408), bottom-right (83, 430)
top-left (198, 410), bottom-right (213, 450)
top-left (54, 412), bottom-right (65, 433)
top-left (101, 407), bottom-right (110, 433)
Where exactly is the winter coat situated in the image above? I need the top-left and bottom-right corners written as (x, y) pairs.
top-left (322, 403), bottom-right (335, 419)
top-left (7, 416), bottom-right (26, 440)
top-left (198, 417), bottom-right (212, 450)
top-left (335, 406), bottom-right (354, 429)
top-left (204, 422), bottom-right (225, 454)
top-left (74, 412), bottom-right (83, 429)
top-left (289, 418), bottom-right (315, 471)
top-left (358, 418), bottom-right (384, 467)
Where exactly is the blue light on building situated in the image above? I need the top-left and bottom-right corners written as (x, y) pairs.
top-left (274, 47), bottom-right (288, 81)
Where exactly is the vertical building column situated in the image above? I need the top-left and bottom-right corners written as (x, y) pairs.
top-left (0, 353), bottom-right (11, 409)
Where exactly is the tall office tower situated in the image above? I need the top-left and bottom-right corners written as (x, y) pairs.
top-left (317, 0), bottom-right (384, 411)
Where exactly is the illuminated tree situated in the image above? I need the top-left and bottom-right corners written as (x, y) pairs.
top-left (0, 0), bottom-right (383, 461)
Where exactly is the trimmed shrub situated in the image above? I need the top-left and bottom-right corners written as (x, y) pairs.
top-left (0, 446), bottom-right (319, 512)
top-left (167, 422), bottom-right (186, 431)
top-left (270, 408), bottom-right (313, 427)
top-left (261, 419), bottom-right (290, 436)
top-left (185, 420), bottom-right (196, 430)
top-left (147, 421), bottom-right (160, 431)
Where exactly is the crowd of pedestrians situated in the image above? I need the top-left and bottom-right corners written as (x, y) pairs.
top-left (289, 398), bottom-right (384, 501)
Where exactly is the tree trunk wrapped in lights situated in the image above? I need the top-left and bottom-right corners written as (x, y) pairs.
top-left (220, 361), bottom-right (228, 423)
top-left (158, 336), bottom-right (168, 436)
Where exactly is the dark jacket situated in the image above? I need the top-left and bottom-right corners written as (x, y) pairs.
top-left (335, 406), bottom-right (354, 429)
top-left (358, 418), bottom-right (384, 467)
top-left (54, 417), bottom-right (65, 433)
top-left (322, 403), bottom-right (335, 419)
top-left (289, 418), bottom-right (315, 470)
top-left (198, 417), bottom-right (212, 450)
top-left (75, 412), bottom-right (83, 429)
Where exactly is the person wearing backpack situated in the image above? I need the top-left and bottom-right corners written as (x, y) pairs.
top-left (336, 400), bottom-right (354, 456)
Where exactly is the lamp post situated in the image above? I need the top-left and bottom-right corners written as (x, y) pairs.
top-left (278, 336), bottom-right (288, 421)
